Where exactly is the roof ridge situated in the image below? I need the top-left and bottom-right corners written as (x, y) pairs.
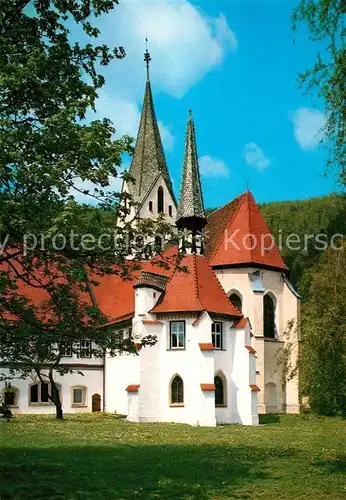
top-left (209, 192), bottom-right (247, 264)
top-left (245, 191), bottom-right (253, 264)
top-left (193, 253), bottom-right (204, 310)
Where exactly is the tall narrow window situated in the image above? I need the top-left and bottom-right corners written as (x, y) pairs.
top-left (171, 375), bottom-right (184, 404)
top-left (214, 376), bottom-right (225, 406)
top-left (30, 384), bottom-right (39, 403)
top-left (170, 321), bottom-right (185, 349)
top-left (149, 201), bottom-right (153, 212)
top-left (157, 186), bottom-right (164, 213)
top-left (229, 293), bottom-right (242, 313)
top-left (168, 205), bottom-right (173, 217)
top-left (212, 322), bottom-right (223, 350)
top-left (263, 294), bottom-right (276, 338)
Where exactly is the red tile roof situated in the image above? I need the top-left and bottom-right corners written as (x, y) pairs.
top-left (249, 384), bottom-right (260, 392)
top-left (126, 385), bottom-right (140, 392)
top-left (205, 191), bottom-right (287, 271)
top-left (200, 383), bottom-right (216, 391)
top-left (199, 343), bottom-right (214, 351)
top-left (233, 317), bottom-right (249, 329)
top-left (150, 254), bottom-right (242, 317)
top-left (245, 344), bottom-right (256, 354)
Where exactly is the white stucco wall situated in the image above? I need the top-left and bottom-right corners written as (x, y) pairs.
top-left (215, 266), bottom-right (300, 415)
top-left (0, 366), bottom-right (103, 414)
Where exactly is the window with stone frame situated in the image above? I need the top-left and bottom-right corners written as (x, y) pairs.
top-left (170, 321), bottom-right (185, 349)
top-left (170, 375), bottom-right (184, 405)
top-left (214, 375), bottom-right (226, 406)
top-left (263, 294), bottom-right (276, 338)
top-left (29, 382), bottom-right (59, 404)
top-left (212, 322), bottom-right (223, 350)
top-left (72, 386), bottom-right (87, 406)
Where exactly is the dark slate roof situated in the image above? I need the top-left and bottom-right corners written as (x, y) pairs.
top-left (128, 79), bottom-right (176, 206)
top-left (176, 113), bottom-right (206, 224)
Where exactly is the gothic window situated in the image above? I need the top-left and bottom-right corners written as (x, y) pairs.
top-left (214, 375), bottom-right (226, 406)
top-left (171, 375), bottom-right (184, 404)
top-left (170, 321), bottom-right (185, 349)
top-left (229, 293), bottom-right (242, 313)
top-left (263, 294), bottom-right (276, 338)
top-left (211, 322), bottom-right (223, 350)
top-left (157, 186), bottom-right (164, 213)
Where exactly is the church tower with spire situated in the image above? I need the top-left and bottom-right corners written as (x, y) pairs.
top-left (176, 111), bottom-right (207, 254)
top-left (122, 48), bottom-right (177, 227)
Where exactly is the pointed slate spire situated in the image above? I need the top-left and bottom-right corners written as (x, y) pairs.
top-left (176, 111), bottom-right (207, 231)
top-left (128, 49), bottom-right (175, 206)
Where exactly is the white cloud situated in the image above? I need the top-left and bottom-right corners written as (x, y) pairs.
top-left (99, 0), bottom-right (238, 99)
top-left (158, 122), bottom-right (175, 151)
top-left (199, 155), bottom-right (229, 177)
top-left (292, 108), bottom-right (326, 150)
top-left (244, 142), bottom-right (270, 170)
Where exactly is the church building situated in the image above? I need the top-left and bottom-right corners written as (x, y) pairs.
top-left (0, 51), bottom-right (300, 424)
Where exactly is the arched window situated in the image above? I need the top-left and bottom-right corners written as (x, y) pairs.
top-left (263, 294), bottom-right (276, 338)
top-left (170, 375), bottom-right (184, 404)
top-left (3, 386), bottom-right (19, 407)
top-left (149, 201), bottom-right (153, 212)
top-left (157, 186), bottom-right (164, 213)
top-left (214, 374), bottom-right (226, 406)
top-left (229, 293), bottom-right (242, 313)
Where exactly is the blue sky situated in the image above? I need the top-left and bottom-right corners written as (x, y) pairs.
top-left (75, 0), bottom-right (341, 208)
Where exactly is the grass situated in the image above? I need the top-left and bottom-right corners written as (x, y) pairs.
top-left (1, 413), bottom-right (346, 499)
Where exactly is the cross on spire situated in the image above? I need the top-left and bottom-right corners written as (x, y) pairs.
top-left (144, 37), bottom-right (151, 81)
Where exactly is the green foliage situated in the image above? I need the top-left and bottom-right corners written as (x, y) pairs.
top-left (260, 193), bottom-right (346, 292)
top-left (0, 1), bottom-right (178, 418)
top-left (292, 0), bottom-right (346, 183)
top-left (299, 241), bottom-right (346, 415)
top-left (1, 413), bottom-right (346, 499)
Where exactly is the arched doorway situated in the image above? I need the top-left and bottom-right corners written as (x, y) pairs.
top-left (92, 393), bottom-right (101, 412)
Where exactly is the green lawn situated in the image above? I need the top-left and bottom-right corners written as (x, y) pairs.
top-left (1, 413), bottom-right (346, 500)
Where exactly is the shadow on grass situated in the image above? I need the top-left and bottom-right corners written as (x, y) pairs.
top-left (0, 444), bottom-right (294, 500)
top-left (259, 414), bottom-right (282, 424)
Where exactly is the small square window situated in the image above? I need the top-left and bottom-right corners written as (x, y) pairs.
top-left (212, 322), bottom-right (223, 350)
top-left (73, 388), bottom-right (85, 405)
top-left (170, 321), bottom-right (185, 349)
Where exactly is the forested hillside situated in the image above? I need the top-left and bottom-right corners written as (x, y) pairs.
top-left (207, 193), bottom-right (346, 297)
